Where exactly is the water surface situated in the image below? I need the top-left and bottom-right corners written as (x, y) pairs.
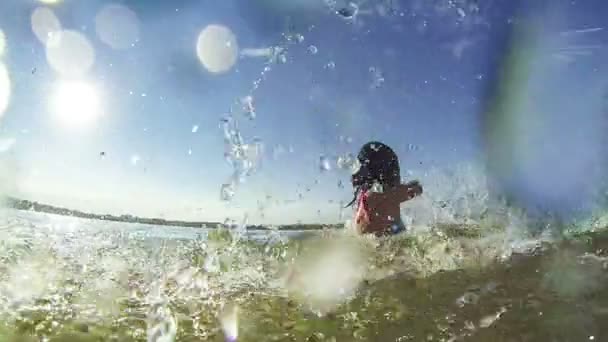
top-left (1, 209), bottom-right (607, 341)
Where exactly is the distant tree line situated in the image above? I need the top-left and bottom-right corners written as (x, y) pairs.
top-left (2, 197), bottom-right (342, 230)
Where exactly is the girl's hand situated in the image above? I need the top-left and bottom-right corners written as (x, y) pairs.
top-left (395, 180), bottom-right (423, 202)
top-left (405, 180), bottom-right (423, 196)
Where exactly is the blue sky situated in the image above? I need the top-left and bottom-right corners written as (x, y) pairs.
top-left (0, 0), bottom-right (606, 224)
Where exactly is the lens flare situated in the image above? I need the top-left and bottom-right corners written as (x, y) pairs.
top-left (482, 22), bottom-right (607, 215)
top-left (240, 47), bottom-right (274, 58)
top-left (46, 30), bottom-right (95, 77)
top-left (196, 24), bottom-right (238, 74)
top-left (31, 7), bottom-right (62, 45)
top-left (286, 237), bottom-right (368, 314)
top-left (0, 30), bottom-right (6, 57)
top-left (219, 303), bottom-right (238, 341)
top-left (0, 63), bottom-right (11, 118)
top-left (50, 80), bottom-right (101, 128)
top-left (95, 4), bottom-right (140, 49)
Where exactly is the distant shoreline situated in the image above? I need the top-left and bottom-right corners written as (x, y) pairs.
top-left (1, 197), bottom-right (342, 231)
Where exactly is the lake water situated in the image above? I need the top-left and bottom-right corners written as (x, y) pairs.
top-left (0, 208), bottom-right (607, 341)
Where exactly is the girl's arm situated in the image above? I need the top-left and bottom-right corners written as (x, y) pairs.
top-left (394, 180), bottom-right (423, 203)
top-left (354, 192), bottom-right (371, 234)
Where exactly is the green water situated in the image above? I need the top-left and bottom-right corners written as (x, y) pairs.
top-left (1, 213), bottom-right (607, 342)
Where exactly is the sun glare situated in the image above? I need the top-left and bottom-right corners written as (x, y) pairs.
top-left (0, 63), bottom-right (11, 118)
top-left (50, 81), bottom-right (101, 129)
top-left (196, 24), bottom-right (238, 73)
top-left (0, 29), bottom-right (6, 57)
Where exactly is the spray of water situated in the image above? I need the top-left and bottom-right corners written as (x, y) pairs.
top-left (0, 158), bottom-right (607, 340)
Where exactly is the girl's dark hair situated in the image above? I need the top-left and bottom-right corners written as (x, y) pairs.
top-left (345, 141), bottom-right (401, 207)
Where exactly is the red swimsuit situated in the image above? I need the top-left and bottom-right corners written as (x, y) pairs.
top-left (355, 190), bottom-right (370, 227)
top-left (354, 185), bottom-right (415, 236)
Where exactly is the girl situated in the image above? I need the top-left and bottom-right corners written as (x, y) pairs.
top-left (347, 141), bottom-right (423, 237)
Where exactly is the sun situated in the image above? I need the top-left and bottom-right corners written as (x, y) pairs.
top-left (50, 80), bottom-right (102, 128)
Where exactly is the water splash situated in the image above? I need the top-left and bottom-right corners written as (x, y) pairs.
top-left (0, 171), bottom-right (606, 340)
top-left (219, 29), bottom-right (307, 200)
top-left (401, 163), bottom-right (493, 228)
top-left (220, 182), bottom-right (236, 202)
top-left (369, 66), bottom-right (385, 89)
top-left (334, 2), bottom-right (360, 20)
top-left (319, 155), bottom-right (332, 172)
top-left (240, 95), bottom-right (255, 120)
top-left (146, 301), bottom-right (177, 342)
top-left (325, 61), bottom-right (336, 70)
top-left (336, 153), bottom-right (359, 173)
top-left (220, 116), bottom-right (264, 200)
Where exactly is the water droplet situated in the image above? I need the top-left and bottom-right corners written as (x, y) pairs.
top-left (268, 46), bottom-right (287, 64)
top-left (191, 125), bottom-right (199, 133)
top-left (337, 153), bottom-right (357, 171)
top-left (252, 79), bottom-right (261, 89)
top-left (295, 34), bottom-right (305, 43)
top-left (319, 155), bottom-right (332, 172)
top-left (241, 95), bottom-right (255, 120)
top-left (325, 61), bottom-right (336, 70)
top-left (308, 45), bottom-right (318, 54)
top-left (369, 66), bottom-right (385, 89)
top-left (336, 2), bottom-right (359, 19)
top-left (146, 304), bottom-right (177, 342)
top-left (220, 182), bottom-right (236, 201)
